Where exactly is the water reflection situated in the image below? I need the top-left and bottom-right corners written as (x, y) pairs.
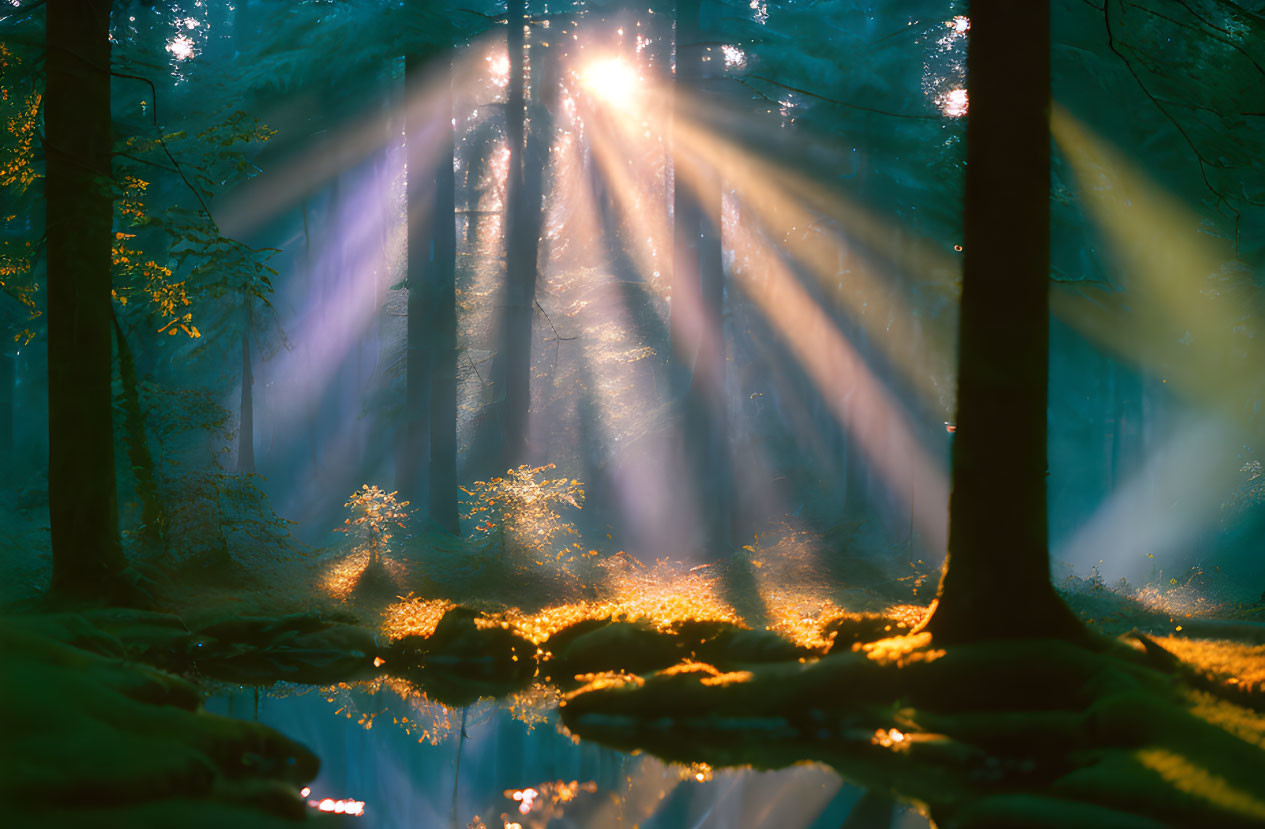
top-left (208, 685), bottom-right (930, 828)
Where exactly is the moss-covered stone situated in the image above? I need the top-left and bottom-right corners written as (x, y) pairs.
top-left (0, 619), bottom-right (324, 826)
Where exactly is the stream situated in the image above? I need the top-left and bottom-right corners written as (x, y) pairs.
top-left (208, 683), bottom-right (932, 828)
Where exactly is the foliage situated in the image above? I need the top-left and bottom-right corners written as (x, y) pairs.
top-left (159, 470), bottom-right (302, 571)
top-left (0, 42), bottom-right (41, 344)
top-left (337, 485), bottom-right (410, 564)
top-left (461, 464), bottom-right (585, 562)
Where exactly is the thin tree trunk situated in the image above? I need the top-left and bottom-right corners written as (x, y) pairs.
top-left (238, 291), bottom-right (256, 473)
top-left (492, 0), bottom-right (536, 470)
top-left (429, 58), bottom-right (460, 535)
top-left (46, 1), bottom-right (127, 597)
top-left (111, 310), bottom-right (165, 552)
top-left (920, 0), bottom-right (1085, 644)
top-left (400, 52), bottom-right (433, 512)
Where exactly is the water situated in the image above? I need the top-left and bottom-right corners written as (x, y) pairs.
top-left (207, 684), bottom-right (932, 828)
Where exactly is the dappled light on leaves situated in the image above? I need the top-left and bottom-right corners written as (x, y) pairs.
top-left (462, 465), bottom-right (584, 563)
top-left (859, 632), bottom-right (943, 668)
top-left (323, 677), bottom-right (454, 744)
top-left (381, 594), bottom-right (456, 641)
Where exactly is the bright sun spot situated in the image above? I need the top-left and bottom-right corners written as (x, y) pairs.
top-left (166, 34), bottom-right (195, 61)
top-left (581, 57), bottom-right (640, 105)
top-left (487, 52), bottom-right (510, 88)
top-left (941, 87), bottom-right (968, 117)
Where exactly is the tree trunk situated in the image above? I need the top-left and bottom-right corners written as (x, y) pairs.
top-left (491, 0), bottom-right (536, 470)
top-left (238, 291), bottom-right (256, 474)
top-left (111, 310), bottom-right (166, 553)
top-left (920, 0), bottom-right (1085, 644)
top-left (429, 59), bottom-right (460, 536)
top-left (400, 52), bottom-right (433, 513)
top-left (46, 1), bottom-right (127, 597)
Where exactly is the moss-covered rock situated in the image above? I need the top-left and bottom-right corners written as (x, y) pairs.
top-left (0, 619), bottom-right (328, 826)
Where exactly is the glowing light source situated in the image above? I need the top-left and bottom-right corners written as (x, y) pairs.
top-left (581, 57), bottom-right (640, 105)
top-left (166, 34), bottom-right (195, 61)
top-left (487, 51), bottom-right (510, 88)
top-left (940, 87), bottom-right (968, 117)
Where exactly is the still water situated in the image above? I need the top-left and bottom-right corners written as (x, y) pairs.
top-left (208, 684), bottom-right (932, 828)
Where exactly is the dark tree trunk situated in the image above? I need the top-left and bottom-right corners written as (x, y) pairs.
top-left (920, 0), bottom-right (1085, 644)
top-left (429, 58), bottom-right (460, 536)
top-left (672, 0), bottom-right (731, 557)
top-left (46, 1), bottom-right (127, 597)
top-left (238, 292), bottom-right (256, 474)
top-left (111, 310), bottom-right (165, 552)
top-left (491, 0), bottom-right (537, 470)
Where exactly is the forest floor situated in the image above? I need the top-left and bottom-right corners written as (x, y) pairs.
top-left (3, 528), bottom-right (1265, 827)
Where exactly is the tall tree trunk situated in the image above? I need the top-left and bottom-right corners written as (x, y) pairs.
top-left (429, 58), bottom-right (460, 535)
top-left (400, 52), bottom-right (433, 512)
top-left (920, 0), bottom-right (1085, 644)
top-left (491, 0), bottom-right (536, 470)
top-left (238, 291), bottom-right (256, 473)
top-left (46, 1), bottom-right (127, 597)
top-left (111, 310), bottom-right (165, 552)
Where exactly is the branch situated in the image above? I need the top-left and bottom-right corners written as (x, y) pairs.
top-left (1103, 0), bottom-right (1242, 250)
top-left (534, 298), bottom-right (577, 341)
top-left (110, 70), bottom-right (218, 227)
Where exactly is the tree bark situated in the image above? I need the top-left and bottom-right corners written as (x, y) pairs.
top-left (920, 0), bottom-right (1085, 644)
top-left (400, 51), bottom-right (437, 517)
top-left (46, 1), bottom-right (127, 597)
top-left (429, 58), bottom-right (460, 536)
top-left (111, 310), bottom-right (165, 553)
top-left (491, 0), bottom-right (536, 470)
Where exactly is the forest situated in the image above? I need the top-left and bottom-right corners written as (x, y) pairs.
top-left (2, 0), bottom-right (1264, 826)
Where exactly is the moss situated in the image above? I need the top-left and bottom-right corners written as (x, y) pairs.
top-left (0, 619), bottom-right (320, 825)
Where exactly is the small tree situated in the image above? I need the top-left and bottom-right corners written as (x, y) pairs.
top-left (461, 464), bottom-right (585, 561)
top-left (338, 485), bottom-right (410, 565)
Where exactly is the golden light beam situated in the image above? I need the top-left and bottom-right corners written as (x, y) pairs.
top-left (667, 97), bottom-right (959, 416)
top-left (1050, 105), bottom-right (1260, 427)
top-left (727, 214), bottom-right (950, 555)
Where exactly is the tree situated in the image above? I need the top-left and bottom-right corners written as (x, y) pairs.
top-left (427, 54), bottom-right (460, 536)
top-left (400, 44), bottom-right (460, 535)
top-left (919, 0), bottom-right (1087, 644)
top-left (490, 0), bottom-right (538, 469)
top-left (45, 0), bottom-right (127, 597)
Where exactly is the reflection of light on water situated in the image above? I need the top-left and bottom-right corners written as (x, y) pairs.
top-left (301, 787), bottom-right (366, 817)
top-left (503, 779), bottom-right (598, 824)
top-left (722, 44), bottom-right (747, 69)
top-left (939, 87), bottom-right (968, 117)
top-left (511, 786), bottom-right (538, 814)
top-left (314, 796), bottom-right (366, 816)
top-left (166, 34), bottom-right (195, 61)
